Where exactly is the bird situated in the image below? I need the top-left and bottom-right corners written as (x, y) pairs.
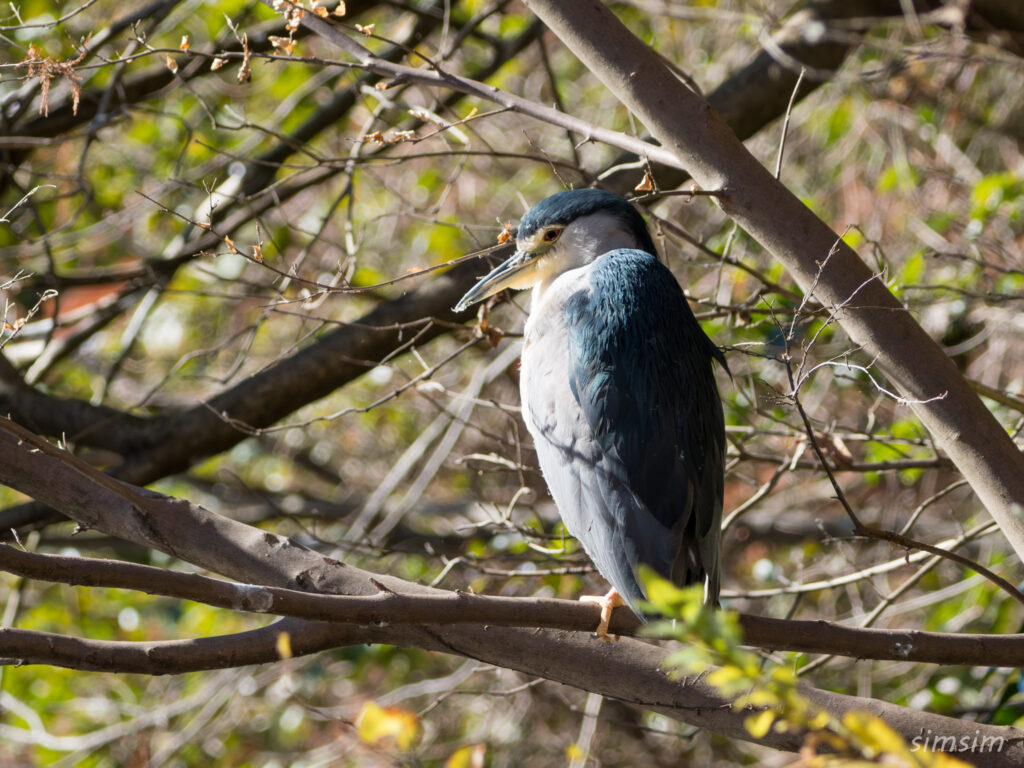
top-left (455, 188), bottom-right (726, 636)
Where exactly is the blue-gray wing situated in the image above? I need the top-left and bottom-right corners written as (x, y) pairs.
top-left (563, 249), bottom-right (725, 609)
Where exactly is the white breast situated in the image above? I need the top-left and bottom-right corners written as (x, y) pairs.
top-left (518, 266), bottom-right (597, 542)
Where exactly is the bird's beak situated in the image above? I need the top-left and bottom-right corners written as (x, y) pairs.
top-left (454, 250), bottom-right (538, 313)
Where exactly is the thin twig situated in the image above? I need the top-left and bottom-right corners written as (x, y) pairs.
top-left (774, 67), bottom-right (805, 179)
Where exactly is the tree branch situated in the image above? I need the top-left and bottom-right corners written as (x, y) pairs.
top-left (2, 417), bottom-right (1024, 762)
top-left (6, 543), bottom-right (1024, 668)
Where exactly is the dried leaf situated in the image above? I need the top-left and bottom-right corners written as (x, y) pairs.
top-left (333, 0), bottom-right (346, 16)
top-left (482, 321), bottom-right (505, 348)
top-left (179, 35), bottom-right (190, 51)
top-left (224, 235), bottom-right (238, 254)
top-left (359, 130), bottom-right (416, 146)
top-left (634, 170), bottom-right (654, 192)
top-left (252, 244), bottom-right (264, 262)
top-left (285, 7), bottom-right (305, 31)
top-left (21, 43), bottom-right (85, 117)
top-left (799, 733), bottom-right (820, 765)
top-left (355, 23), bottom-right (375, 35)
top-left (269, 35), bottom-right (296, 56)
top-left (237, 33), bottom-right (251, 83)
top-left (165, 55), bottom-right (178, 74)
top-left (313, 5), bottom-right (328, 17)
top-left (497, 222), bottom-right (512, 244)
top-left (408, 107), bottom-right (445, 126)
top-left (211, 57), bottom-right (227, 71)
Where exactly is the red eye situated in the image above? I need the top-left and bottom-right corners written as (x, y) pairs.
top-left (543, 228), bottom-right (561, 242)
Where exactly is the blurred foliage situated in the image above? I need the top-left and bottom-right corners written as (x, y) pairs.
top-left (643, 571), bottom-right (973, 767)
top-left (1, 0), bottom-right (1023, 765)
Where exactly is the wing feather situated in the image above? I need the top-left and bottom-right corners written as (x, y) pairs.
top-left (562, 250), bottom-right (725, 608)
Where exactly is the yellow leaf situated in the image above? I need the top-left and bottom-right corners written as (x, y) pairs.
top-left (445, 743), bottom-right (486, 768)
top-left (565, 743), bottom-right (586, 762)
top-left (769, 665), bottom-right (798, 685)
top-left (735, 689), bottom-right (781, 708)
top-left (931, 756), bottom-right (976, 768)
top-left (357, 701), bottom-right (421, 751)
top-left (842, 711), bottom-right (911, 759)
top-left (806, 711), bottom-right (831, 731)
top-left (707, 665), bottom-right (744, 689)
top-left (745, 710), bottom-right (775, 739)
top-left (276, 631), bottom-right (292, 659)
top-left (841, 710), bottom-right (980, 766)
top-left (179, 35), bottom-right (190, 51)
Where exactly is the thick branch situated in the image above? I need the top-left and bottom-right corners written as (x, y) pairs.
top-left (3, 619), bottom-right (1022, 763)
top-left (7, 543), bottom-right (1024, 667)
top-left (3, 419), bottom-right (1024, 762)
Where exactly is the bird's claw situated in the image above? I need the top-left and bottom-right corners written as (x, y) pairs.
top-left (580, 589), bottom-right (625, 641)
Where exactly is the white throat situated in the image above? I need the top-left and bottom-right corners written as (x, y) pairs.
top-left (528, 212), bottom-right (638, 309)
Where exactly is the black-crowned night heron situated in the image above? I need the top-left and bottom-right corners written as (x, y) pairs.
top-left (455, 188), bottom-right (726, 635)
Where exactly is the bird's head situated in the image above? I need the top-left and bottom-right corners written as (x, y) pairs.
top-left (454, 189), bottom-right (655, 312)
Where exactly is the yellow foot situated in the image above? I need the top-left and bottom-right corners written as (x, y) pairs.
top-left (580, 589), bottom-right (626, 641)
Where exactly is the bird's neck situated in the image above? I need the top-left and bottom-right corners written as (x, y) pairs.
top-left (529, 263), bottom-right (586, 317)
top-left (528, 224), bottom-right (643, 311)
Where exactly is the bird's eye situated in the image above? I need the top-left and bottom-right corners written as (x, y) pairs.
top-left (542, 228), bottom-right (562, 243)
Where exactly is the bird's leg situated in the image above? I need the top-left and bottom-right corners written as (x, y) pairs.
top-left (580, 589), bottom-right (625, 641)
